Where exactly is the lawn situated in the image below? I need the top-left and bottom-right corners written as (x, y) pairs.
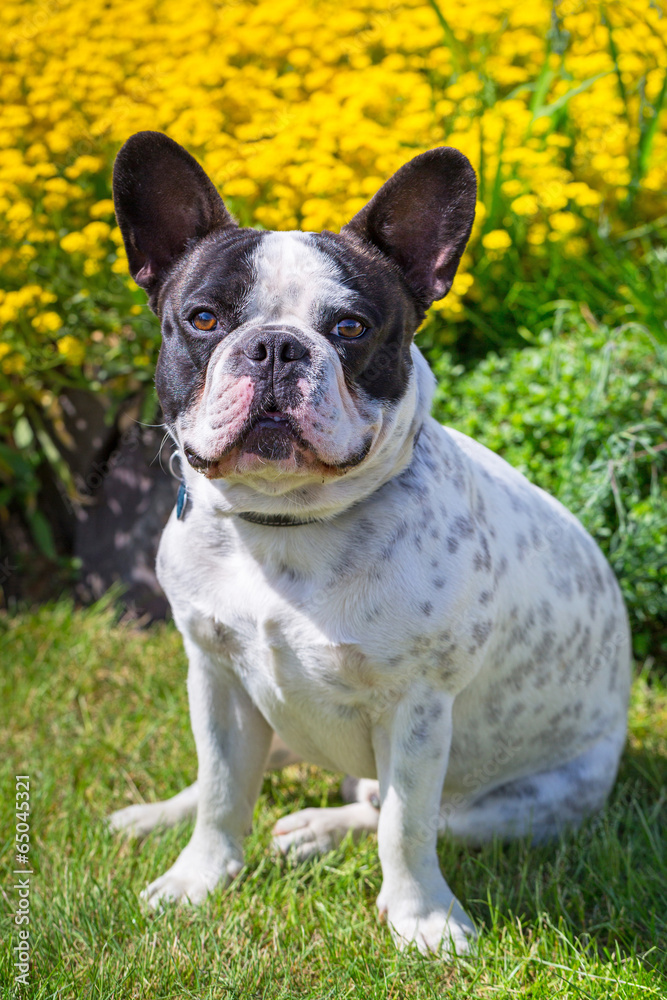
top-left (1, 2), bottom-right (666, 996)
top-left (1, 600), bottom-right (665, 998)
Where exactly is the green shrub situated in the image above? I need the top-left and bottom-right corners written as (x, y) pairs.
top-left (429, 310), bottom-right (667, 662)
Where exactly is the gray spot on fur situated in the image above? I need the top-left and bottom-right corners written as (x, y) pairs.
top-left (472, 620), bottom-right (492, 646)
top-left (494, 555), bottom-right (509, 583)
top-left (454, 514), bottom-right (475, 538)
top-left (381, 520), bottom-right (410, 560)
top-left (538, 599), bottom-right (554, 625)
top-left (473, 533), bottom-right (492, 572)
top-left (214, 622), bottom-right (234, 645)
top-left (532, 629), bottom-right (556, 661)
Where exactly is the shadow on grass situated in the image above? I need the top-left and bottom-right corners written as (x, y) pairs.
top-left (436, 740), bottom-right (666, 976)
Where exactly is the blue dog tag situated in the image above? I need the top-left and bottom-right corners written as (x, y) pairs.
top-left (176, 480), bottom-right (188, 520)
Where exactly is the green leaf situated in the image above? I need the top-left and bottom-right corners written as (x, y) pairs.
top-left (427, 0), bottom-right (468, 75)
top-left (26, 508), bottom-right (58, 560)
top-left (533, 72), bottom-right (610, 120)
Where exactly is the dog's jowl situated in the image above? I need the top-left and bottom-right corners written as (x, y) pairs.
top-left (109, 131), bottom-right (631, 955)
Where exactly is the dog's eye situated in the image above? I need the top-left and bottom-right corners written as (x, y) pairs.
top-left (191, 311), bottom-right (218, 332)
top-left (332, 318), bottom-right (366, 339)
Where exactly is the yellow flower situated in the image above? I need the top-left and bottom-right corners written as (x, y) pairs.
top-left (565, 183), bottom-right (602, 207)
top-left (452, 271), bottom-right (474, 295)
top-left (545, 134), bottom-right (571, 148)
top-left (60, 231), bottom-right (87, 254)
top-left (435, 99), bottom-right (455, 117)
top-left (6, 201), bottom-right (32, 222)
top-left (482, 229), bottom-right (512, 251)
top-left (527, 224), bottom-right (548, 245)
top-left (0, 0), bottom-right (664, 375)
top-left (539, 183), bottom-right (569, 212)
top-left (223, 178), bottom-right (259, 199)
top-left (82, 221), bottom-right (111, 242)
top-left (32, 310), bottom-right (62, 333)
top-left (43, 193), bottom-right (67, 212)
top-left (56, 335), bottom-right (85, 366)
top-left (90, 199), bottom-right (115, 218)
top-left (2, 354), bottom-right (26, 374)
top-left (563, 237), bottom-right (588, 258)
top-left (64, 156), bottom-right (102, 179)
top-left (501, 180), bottom-right (524, 199)
top-left (549, 211), bottom-right (580, 235)
top-left (511, 194), bottom-right (539, 216)
top-left (43, 177), bottom-right (69, 193)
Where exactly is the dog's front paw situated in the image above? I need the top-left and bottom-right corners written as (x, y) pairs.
top-left (377, 891), bottom-right (476, 956)
top-left (141, 844), bottom-right (242, 909)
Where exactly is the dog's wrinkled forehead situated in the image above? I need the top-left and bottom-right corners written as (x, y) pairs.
top-left (244, 231), bottom-right (353, 323)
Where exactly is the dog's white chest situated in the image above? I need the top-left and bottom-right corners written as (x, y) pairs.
top-left (167, 548), bottom-right (391, 776)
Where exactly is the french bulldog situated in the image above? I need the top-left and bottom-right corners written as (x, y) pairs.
top-left (108, 131), bottom-right (631, 955)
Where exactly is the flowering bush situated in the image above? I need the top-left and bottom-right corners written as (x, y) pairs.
top-left (0, 0), bottom-right (665, 566)
top-left (433, 313), bottom-right (667, 659)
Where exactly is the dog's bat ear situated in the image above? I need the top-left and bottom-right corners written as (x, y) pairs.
top-left (112, 131), bottom-right (236, 303)
top-left (341, 148), bottom-right (476, 308)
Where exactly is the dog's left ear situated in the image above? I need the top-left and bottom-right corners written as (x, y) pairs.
top-left (113, 131), bottom-right (236, 305)
top-left (341, 148), bottom-right (476, 309)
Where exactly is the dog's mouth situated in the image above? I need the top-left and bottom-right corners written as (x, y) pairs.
top-left (184, 408), bottom-right (304, 473)
top-left (183, 407), bottom-right (373, 480)
top-left (252, 411), bottom-right (295, 433)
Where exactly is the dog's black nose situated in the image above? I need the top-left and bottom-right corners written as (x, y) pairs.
top-left (242, 331), bottom-right (308, 366)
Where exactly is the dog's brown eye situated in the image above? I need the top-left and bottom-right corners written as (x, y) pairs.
top-left (332, 318), bottom-right (366, 339)
top-left (192, 311), bottom-right (217, 331)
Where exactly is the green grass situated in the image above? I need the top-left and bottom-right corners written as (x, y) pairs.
top-left (1, 600), bottom-right (666, 999)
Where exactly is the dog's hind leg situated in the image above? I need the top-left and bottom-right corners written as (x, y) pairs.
top-left (441, 730), bottom-right (626, 846)
top-left (108, 781), bottom-right (200, 838)
top-left (108, 733), bottom-right (303, 837)
top-left (272, 778), bottom-right (380, 861)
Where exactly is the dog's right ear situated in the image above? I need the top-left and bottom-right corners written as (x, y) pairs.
top-left (341, 147), bottom-right (476, 312)
top-left (113, 131), bottom-right (236, 305)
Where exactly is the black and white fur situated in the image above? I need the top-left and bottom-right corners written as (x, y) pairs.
top-left (109, 132), bottom-right (631, 956)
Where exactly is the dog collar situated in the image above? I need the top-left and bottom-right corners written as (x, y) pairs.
top-left (176, 479), bottom-right (319, 526)
top-left (237, 511), bottom-right (322, 527)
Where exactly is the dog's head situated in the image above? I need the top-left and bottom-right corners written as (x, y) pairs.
top-left (113, 132), bottom-right (475, 518)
